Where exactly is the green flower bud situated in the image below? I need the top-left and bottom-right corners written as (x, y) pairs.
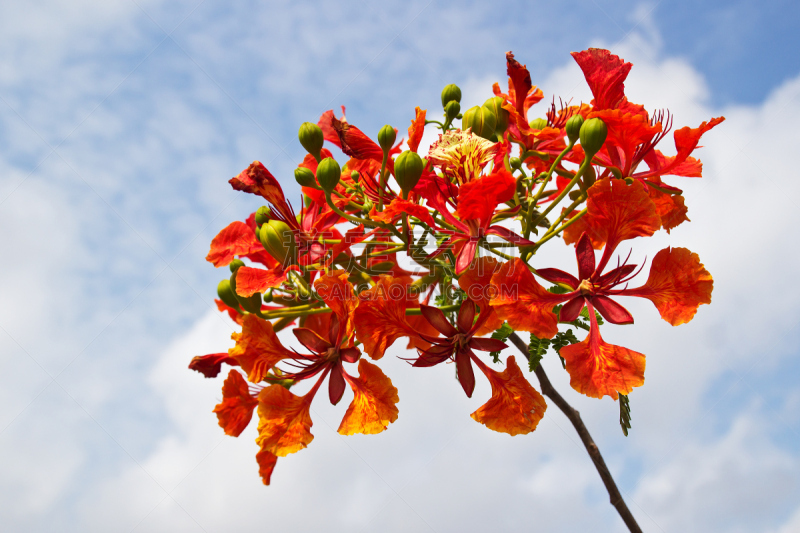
top-left (483, 96), bottom-right (509, 136)
top-left (217, 279), bottom-right (241, 311)
top-left (445, 100), bottom-right (461, 122)
top-left (294, 167), bottom-right (317, 188)
top-left (579, 117), bottom-right (608, 156)
top-left (254, 206), bottom-right (271, 227)
top-left (350, 170), bottom-right (360, 183)
top-left (229, 259), bottom-right (245, 273)
top-left (529, 117), bottom-right (548, 130)
top-left (377, 125), bottom-right (396, 154)
top-left (394, 150), bottom-right (424, 195)
top-left (316, 157), bottom-right (341, 192)
top-left (259, 219), bottom-right (296, 266)
top-left (441, 84), bottom-right (462, 107)
top-left (509, 157), bottom-right (522, 170)
top-left (462, 105), bottom-right (497, 140)
top-left (298, 122), bottom-right (324, 160)
top-left (565, 114), bottom-right (584, 144)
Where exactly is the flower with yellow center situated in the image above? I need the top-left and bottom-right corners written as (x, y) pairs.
top-left (427, 129), bottom-right (498, 184)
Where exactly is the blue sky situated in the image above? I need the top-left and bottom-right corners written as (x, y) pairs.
top-left (1, 1), bottom-right (799, 531)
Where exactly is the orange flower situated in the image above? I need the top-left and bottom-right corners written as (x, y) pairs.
top-left (338, 359), bottom-right (399, 435)
top-left (458, 256), bottom-right (504, 336)
top-left (213, 370), bottom-right (259, 437)
top-left (470, 356), bottom-right (547, 435)
top-left (228, 314), bottom-right (295, 383)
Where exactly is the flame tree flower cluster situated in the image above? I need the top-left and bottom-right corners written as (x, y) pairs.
top-left (190, 49), bottom-right (721, 489)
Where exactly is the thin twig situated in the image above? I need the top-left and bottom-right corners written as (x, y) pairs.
top-left (508, 332), bottom-right (643, 533)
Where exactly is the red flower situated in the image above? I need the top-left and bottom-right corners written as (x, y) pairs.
top-left (491, 178), bottom-right (713, 399)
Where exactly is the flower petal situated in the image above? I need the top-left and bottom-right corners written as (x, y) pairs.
top-left (489, 258), bottom-right (568, 339)
top-left (213, 370), bottom-right (259, 437)
top-left (371, 198), bottom-right (436, 229)
top-left (314, 270), bottom-right (358, 342)
top-left (455, 168), bottom-right (516, 224)
top-left (583, 178), bottom-right (661, 251)
top-left (407, 107), bottom-right (427, 152)
top-left (624, 247), bottom-right (713, 326)
top-left (571, 48), bottom-right (632, 110)
top-left (206, 221), bottom-right (263, 267)
top-left (338, 359), bottom-right (399, 435)
top-left (189, 352), bottom-right (239, 378)
top-left (255, 385), bottom-right (314, 457)
top-left (255, 448), bottom-right (278, 485)
top-left (234, 265), bottom-right (294, 297)
top-left (591, 295), bottom-right (634, 325)
top-left (354, 276), bottom-right (420, 360)
top-left (229, 315), bottom-right (295, 383)
top-left (471, 356), bottom-right (547, 435)
top-left (560, 321), bottom-right (645, 400)
top-left (229, 161), bottom-right (296, 224)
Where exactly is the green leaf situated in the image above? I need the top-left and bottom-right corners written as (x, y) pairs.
top-left (619, 393), bottom-right (632, 436)
top-left (488, 322), bottom-right (514, 363)
top-left (527, 333), bottom-right (551, 372)
top-left (547, 284), bottom-right (571, 294)
top-left (579, 306), bottom-right (605, 325)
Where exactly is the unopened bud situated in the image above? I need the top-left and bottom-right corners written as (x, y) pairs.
top-left (259, 220), bottom-right (296, 266)
top-left (350, 170), bottom-right (360, 183)
top-left (509, 157), bottom-right (522, 170)
top-left (483, 96), bottom-right (509, 136)
top-left (377, 125), bottom-right (396, 154)
top-left (565, 114), bottom-right (584, 144)
top-left (298, 122), bottom-right (324, 160)
top-left (294, 167), bottom-right (317, 188)
top-left (462, 105), bottom-right (497, 140)
top-left (255, 206), bottom-right (271, 227)
top-left (441, 84), bottom-right (462, 107)
top-left (316, 157), bottom-right (341, 192)
top-left (445, 100), bottom-right (461, 122)
top-left (579, 117), bottom-right (608, 156)
top-left (529, 118), bottom-right (547, 130)
top-left (394, 150), bottom-right (424, 194)
top-left (229, 259), bottom-right (245, 273)
top-left (217, 279), bottom-right (241, 311)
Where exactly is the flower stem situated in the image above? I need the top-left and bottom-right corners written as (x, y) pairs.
top-left (508, 332), bottom-right (643, 533)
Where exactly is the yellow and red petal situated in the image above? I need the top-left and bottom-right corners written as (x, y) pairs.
top-left (560, 327), bottom-right (645, 400)
top-left (571, 48), bottom-right (632, 111)
top-left (338, 359), bottom-right (399, 436)
top-left (255, 448), bottom-right (278, 485)
top-left (205, 221), bottom-right (263, 267)
top-left (470, 356), bottom-right (547, 435)
top-left (255, 385), bottom-right (314, 457)
top-left (234, 265), bottom-right (294, 297)
top-left (407, 107), bottom-right (426, 153)
top-left (584, 178), bottom-right (661, 249)
top-left (229, 314), bottom-right (295, 383)
top-left (625, 247), bottom-right (713, 326)
top-left (455, 168), bottom-right (516, 223)
top-left (213, 370), bottom-right (259, 437)
top-left (314, 270), bottom-right (358, 339)
top-left (489, 259), bottom-right (566, 339)
top-left (354, 276), bottom-right (419, 359)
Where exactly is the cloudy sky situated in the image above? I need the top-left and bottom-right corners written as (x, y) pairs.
top-left (1, 1), bottom-right (799, 531)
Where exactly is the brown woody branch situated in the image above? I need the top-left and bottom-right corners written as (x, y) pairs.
top-left (508, 332), bottom-right (643, 533)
